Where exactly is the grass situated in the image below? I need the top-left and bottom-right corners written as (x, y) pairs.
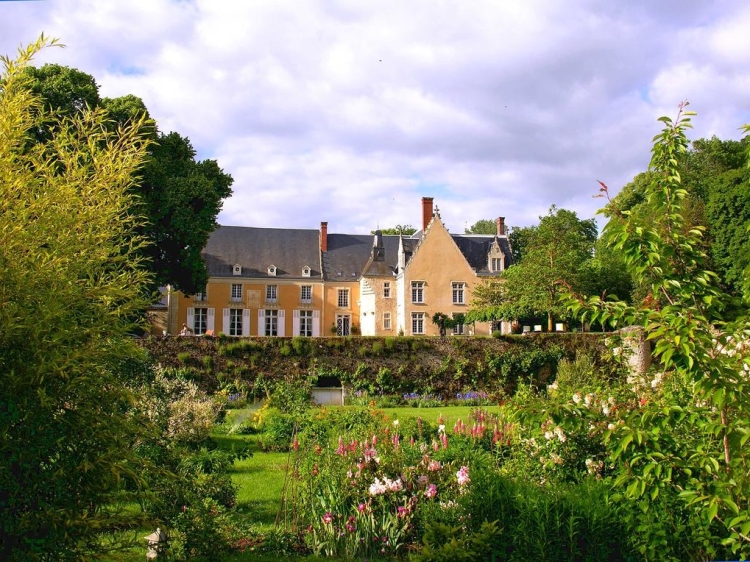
top-left (377, 405), bottom-right (502, 426)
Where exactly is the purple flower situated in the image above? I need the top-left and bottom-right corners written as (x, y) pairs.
top-left (322, 512), bottom-right (333, 524)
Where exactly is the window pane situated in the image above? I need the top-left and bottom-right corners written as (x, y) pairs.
top-left (337, 289), bottom-right (349, 308)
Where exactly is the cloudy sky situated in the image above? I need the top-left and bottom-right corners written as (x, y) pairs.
top-left (3, 0), bottom-right (750, 234)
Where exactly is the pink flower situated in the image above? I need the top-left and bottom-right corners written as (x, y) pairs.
top-left (358, 503), bottom-right (366, 512)
top-left (418, 475), bottom-right (429, 487)
top-left (427, 460), bottom-right (441, 472)
top-left (425, 484), bottom-right (437, 498)
top-left (456, 466), bottom-right (470, 486)
top-left (322, 512), bottom-right (333, 524)
top-left (386, 477), bottom-right (403, 492)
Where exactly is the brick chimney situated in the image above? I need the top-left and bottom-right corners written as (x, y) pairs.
top-left (422, 197), bottom-right (434, 232)
top-left (320, 221), bottom-right (328, 252)
top-left (496, 216), bottom-right (506, 236)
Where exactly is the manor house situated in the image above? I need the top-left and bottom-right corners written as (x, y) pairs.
top-left (165, 197), bottom-right (512, 337)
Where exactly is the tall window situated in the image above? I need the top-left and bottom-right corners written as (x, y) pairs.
top-left (229, 309), bottom-right (243, 336)
top-left (266, 284), bottom-right (278, 304)
top-left (491, 257), bottom-right (504, 272)
top-left (411, 281), bottom-right (425, 304)
top-left (383, 282), bottom-right (391, 298)
top-left (452, 282), bottom-right (466, 304)
top-left (411, 312), bottom-right (425, 335)
top-left (264, 309), bottom-right (278, 336)
top-left (383, 312), bottom-right (392, 330)
top-left (194, 308), bottom-right (208, 335)
top-left (337, 288), bottom-right (349, 308)
top-left (299, 310), bottom-right (313, 336)
top-left (301, 285), bottom-right (312, 304)
top-left (231, 283), bottom-right (243, 302)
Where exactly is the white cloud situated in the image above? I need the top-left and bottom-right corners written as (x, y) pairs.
top-left (2, 0), bottom-right (749, 234)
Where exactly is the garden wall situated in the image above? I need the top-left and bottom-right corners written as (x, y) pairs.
top-left (139, 333), bottom-right (616, 399)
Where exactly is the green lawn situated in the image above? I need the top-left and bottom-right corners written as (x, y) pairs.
top-left (377, 404), bottom-right (502, 426)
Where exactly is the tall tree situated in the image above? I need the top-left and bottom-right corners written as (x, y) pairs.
top-left (464, 219), bottom-right (496, 234)
top-left (372, 224), bottom-right (417, 235)
top-left (467, 207), bottom-right (598, 330)
top-left (607, 135), bottom-right (750, 305)
top-left (1, 38), bottom-right (154, 558)
top-left (24, 63), bottom-right (233, 294)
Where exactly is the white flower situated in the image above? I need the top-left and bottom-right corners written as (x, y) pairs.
top-left (393, 419), bottom-right (400, 426)
top-left (544, 431), bottom-right (554, 441)
top-left (572, 393), bottom-right (582, 404)
top-left (438, 424), bottom-right (446, 434)
top-left (554, 426), bottom-right (566, 443)
top-left (607, 423), bottom-right (615, 430)
top-left (602, 405), bottom-right (610, 416)
top-left (584, 394), bottom-right (594, 407)
top-left (369, 478), bottom-right (387, 496)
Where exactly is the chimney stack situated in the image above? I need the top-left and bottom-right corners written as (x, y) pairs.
top-left (496, 216), bottom-right (506, 237)
top-left (320, 221), bottom-right (328, 252)
top-left (422, 197), bottom-right (434, 233)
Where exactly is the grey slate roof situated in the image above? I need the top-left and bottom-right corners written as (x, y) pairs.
top-left (202, 226), bottom-right (502, 281)
top-left (324, 234), bottom-right (416, 280)
top-left (203, 226), bottom-right (322, 278)
top-left (451, 234), bottom-right (513, 274)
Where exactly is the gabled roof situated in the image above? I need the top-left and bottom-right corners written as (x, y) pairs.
top-left (203, 226), bottom-right (321, 278)
top-left (325, 233), bottom-right (416, 280)
top-left (451, 234), bottom-right (513, 274)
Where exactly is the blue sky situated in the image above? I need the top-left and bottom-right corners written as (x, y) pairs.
top-left (3, 0), bottom-right (749, 234)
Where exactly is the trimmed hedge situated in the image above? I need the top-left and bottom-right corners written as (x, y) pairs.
top-left (139, 333), bottom-right (616, 399)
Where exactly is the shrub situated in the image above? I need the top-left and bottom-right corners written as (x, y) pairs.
top-left (257, 407), bottom-right (300, 451)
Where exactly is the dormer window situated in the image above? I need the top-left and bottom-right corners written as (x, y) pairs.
top-left (488, 241), bottom-right (505, 272)
top-left (232, 264), bottom-right (242, 276)
top-left (268, 265), bottom-right (277, 276)
top-left (302, 266), bottom-right (311, 277)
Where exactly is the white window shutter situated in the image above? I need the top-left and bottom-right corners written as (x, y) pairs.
top-left (187, 308), bottom-right (195, 331)
top-left (207, 308), bottom-right (215, 332)
top-left (277, 310), bottom-right (286, 337)
top-left (242, 309), bottom-right (250, 336)
top-left (258, 309), bottom-right (265, 336)
top-left (223, 308), bottom-right (230, 335)
top-left (312, 310), bottom-right (320, 337)
top-left (292, 310), bottom-right (300, 336)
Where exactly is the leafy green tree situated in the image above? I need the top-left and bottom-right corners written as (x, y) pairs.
top-left (468, 207), bottom-right (597, 331)
top-left (464, 219), bottom-right (496, 234)
top-left (0, 37), bottom-right (155, 559)
top-left (567, 104), bottom-right (750, 558)
top-left (373, 224), bottom-right (417, 235)
top-left (24, 63), bottom-right (233, 294)
top-left (608, 135), bottom-right (750, 304)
